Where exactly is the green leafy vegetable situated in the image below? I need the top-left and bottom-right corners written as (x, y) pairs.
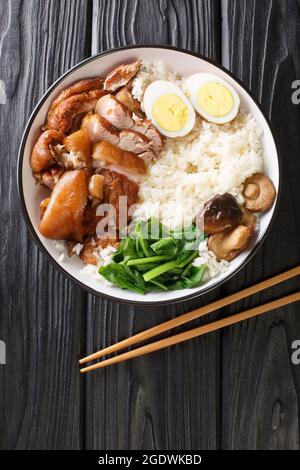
top-left (99, 263), bottom-right (148, 294)
top-left (127, 255), bottom-right (174, 266)
top-left (168, 265), bottom-right (207, 290)
top-left (150, 237), bottom-right (180, 256)
top-left (113, 237), bottom-right (139, 263)
top-left (99, 219), bottom-right (207, 294)
top-left (147, 279), bottom-right (169, 291)
top-left (143, 259), bottom-right (179, 282)
top-left (131, 220), bottom-right (154, 257)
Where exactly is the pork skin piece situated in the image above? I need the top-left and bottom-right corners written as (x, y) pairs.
top-left (81, 113), bottom-right (120, 146)
top-left (115, 87), bottom-right (143, 117)
top-left (47, 89), bottom-right (105, 134)
top-left (93, 141), bottom-right (146, 177)
top-left (99, 169), bottom-right (139, 226)
top-left (137, 150), bottom-right (157, 164)
top-left (103, 60), bottom-right (142, 92)
top-left (53, 128), bottom-right (92, 170)
top-left (95, 93), bottom-right (164, 156)
top-left (132, 118), bottom-right (164, 155)
top-left (82, 202), bottom-right (102, 235)
top-left (31, 130), bottom-right (65, 173)
top-left (39, 165), bottom-right (64, 190)
top-left (49, 77), bottom-right (103, 111)
top-left (39, 169), bottom-right (88, 241)
top-left (95, 94), bottom-right (134, 129)
top-left (118, 129), bottom-right (152, 154)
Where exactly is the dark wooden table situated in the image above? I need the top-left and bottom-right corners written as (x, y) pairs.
top-left (1, 0), bottom-right (300, 450)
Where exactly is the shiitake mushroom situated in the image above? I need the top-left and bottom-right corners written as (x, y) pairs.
top-left (200, 193), bottom-right (242, 234)
top-left (207, 208), bottom-right (256, 261)
top-left (242, 173), bottom-right (276, 212)
top-left (208, 225), bottom-right (252, 261)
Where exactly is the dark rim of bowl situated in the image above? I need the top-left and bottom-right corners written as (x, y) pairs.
top-left (17, 45), bottom-right (282, 306)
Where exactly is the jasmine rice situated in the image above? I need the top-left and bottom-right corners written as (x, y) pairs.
top-left (132, 111), bottom-right (263, 229)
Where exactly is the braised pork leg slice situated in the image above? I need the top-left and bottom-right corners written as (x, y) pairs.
top-left (63, 128), bottom-right (91, 164)
top-left (38, 165), bottom-right (64, 190)
top-left (95, 94), bottom-right (134, 129)
top-left (49, 77), bottom-right (103, 110)
top-left (39, 169), bottom-right (88, 241)
top-left (46, 77), bottom-right (105, 133)
top-left (104, 60), bottom-right (142, 92)
top-left (132, 118), bottom-right (164, 155)
top-left (115, 87), bottom-right (143, 117)
top-left (81, 113), bottom-right (120, 146)
top-left (118, 130), bottom-right (152, 154)
top-left (99, 169), bottom-right (139, 228)
top-left (31, 130), bottom-right (65, 173)
top-left (53, 128), bottom-right (92, 170)
top-left (93, 141), bottom-right (146, 178)
top-left (47, 89), bottom-right (105, 134)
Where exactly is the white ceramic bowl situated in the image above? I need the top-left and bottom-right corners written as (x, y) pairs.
top-left (18, 46), bottom-right (280, 305)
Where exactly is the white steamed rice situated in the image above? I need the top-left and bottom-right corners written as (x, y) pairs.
top-left (132, 111), bottom-right (262, 229)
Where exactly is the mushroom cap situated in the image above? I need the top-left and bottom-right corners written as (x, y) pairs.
top-left (201, 193), bottom-right (242, 234)
top-left (243, 173), bottom-right (276, 212)
top-left (207, 208), bottom-right (256, 261)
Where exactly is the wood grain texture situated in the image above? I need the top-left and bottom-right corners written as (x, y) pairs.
top-left (1, 0), bottom-right (300, 451)
top-left (220, 0), bottom-right (300, 449)
top-left (0, 0), bottom-right (91, 449)
top-left (91, 0), bottom-right (220, 57)
top-left (85, 0), bottom-right (222, 451)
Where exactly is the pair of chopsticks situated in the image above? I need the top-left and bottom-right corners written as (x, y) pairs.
top-left (80, 266), bottom-right (300, 373)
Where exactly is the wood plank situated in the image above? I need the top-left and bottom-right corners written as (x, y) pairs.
top-left (85, 0), bottom-right (222, 450)
top-left (220, 0), bottom-right (300, 449)
top-left (91, 0), bottom-right (220, 57)
top-left (0, 0), bottom-right (91, 449)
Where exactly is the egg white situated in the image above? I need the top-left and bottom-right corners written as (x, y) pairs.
top-left (143, 80), bottom-right (196, 137)
top-left (185, 73), bottom-right (240, 124)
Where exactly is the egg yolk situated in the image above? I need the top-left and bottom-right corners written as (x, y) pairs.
top-left (197, 82), bottom-right (234, 117)
top-left (153, 94), bottom-right (188, 131)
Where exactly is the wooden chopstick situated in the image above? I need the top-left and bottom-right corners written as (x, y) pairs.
top-left (79, 265), bottom-right (300, 366)
top-left (80, 291), bottom-right (300, 373)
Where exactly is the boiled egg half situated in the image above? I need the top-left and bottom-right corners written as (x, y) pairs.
top-left (186, 73), bottom-right (240, 124)
top-left (143, 80), bottom-right (195, 137)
